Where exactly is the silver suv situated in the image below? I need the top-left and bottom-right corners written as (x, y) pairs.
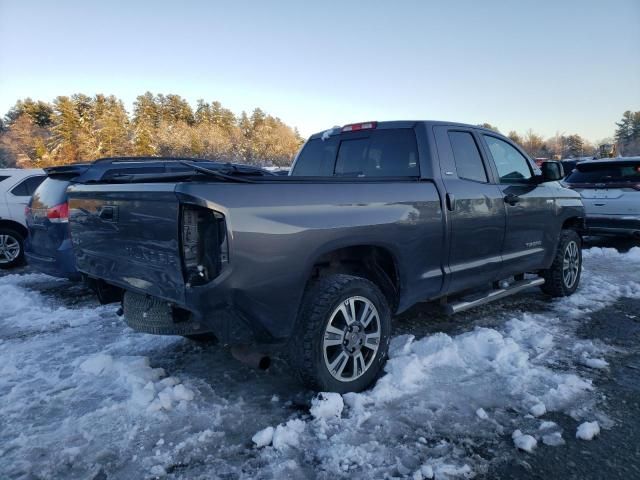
top-left (564, 157), bottom-right (640, 239)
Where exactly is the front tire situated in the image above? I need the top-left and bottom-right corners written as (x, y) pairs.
top-left (540, 229), bottom-right (582, 297)
top-left (289, 274), bottom-right (392, 393)
top-left (0, 228), bottom-right (25, 269)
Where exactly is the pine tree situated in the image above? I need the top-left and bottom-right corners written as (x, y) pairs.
top-left (50, 96), bottom-right (81, 164)
top-left (615, 111), bottom-right (633, 145)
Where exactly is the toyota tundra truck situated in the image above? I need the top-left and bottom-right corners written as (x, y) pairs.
top-left (67, 121), bottom-right (585, 393)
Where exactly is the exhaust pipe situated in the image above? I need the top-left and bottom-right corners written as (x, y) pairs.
top-left (231, 346), bottom-right (271, 370)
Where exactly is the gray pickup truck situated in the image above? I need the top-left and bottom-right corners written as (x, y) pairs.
top-left (67, 121), bottom-right (585, 393)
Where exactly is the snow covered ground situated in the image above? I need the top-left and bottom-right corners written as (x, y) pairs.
top-left (1, 247), bottom-right (639, 479)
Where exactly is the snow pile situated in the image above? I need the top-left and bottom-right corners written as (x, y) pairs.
top-left (252, 426), bottom-right (275, 448)
top-left (542, 432), bottom-right (565, 446)
top-left (512, 430), bottom-right (537, 452)
top-left (272, 419), bottom-right (306, 450)
top-left (79, 353), bottom-right (195, 411)
top-left (345, 325), bottom-right (593, 418)
top-left (310, 392), bottom-right (344, 420)
top-left (576, 421), bottom-right (600, 440)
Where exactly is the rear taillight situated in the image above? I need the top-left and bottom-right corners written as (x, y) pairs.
top-left (342, 121), bottom-right (377, 132)
top-left (181, 204), bottom-right (228, 286)
top-left (47, 202), bottom-right (69, 223)
top-left (24, 206), bottom-right (31, 216)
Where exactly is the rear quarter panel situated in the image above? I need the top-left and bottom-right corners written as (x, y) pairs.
top-left (177, 181), bottom-right (444, 339)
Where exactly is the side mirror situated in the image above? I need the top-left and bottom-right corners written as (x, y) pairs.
top-left (541, 161), bottom-right (564, 181)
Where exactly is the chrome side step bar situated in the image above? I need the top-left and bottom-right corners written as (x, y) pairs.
top-left (443, 277), bottom-right (545, 315)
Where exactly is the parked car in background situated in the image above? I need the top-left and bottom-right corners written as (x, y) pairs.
top-left (25, 158), bottom-right (230, 280)
top-left (0, 168), bottom-right (46, 268)
top-left (564, 157), bottom-right (640, 239)
top-left (560, 159), bottom-right (578, 177)
top-left (67, 121), bottom-right (584, 393)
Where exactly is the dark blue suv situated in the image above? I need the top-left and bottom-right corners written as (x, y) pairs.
top-left (25, 158), bottom-right (222, 279)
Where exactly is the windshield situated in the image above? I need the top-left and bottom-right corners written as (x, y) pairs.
top-left (565, 161), bottom-right (640, 184)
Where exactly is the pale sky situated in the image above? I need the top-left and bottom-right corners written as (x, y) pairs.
top-left (1, 0), bottom-right (639, 142)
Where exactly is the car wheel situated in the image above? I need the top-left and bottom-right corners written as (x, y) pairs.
top-left (289, 274), bottom-right (391, 393)
top-left (0, 228), bottom-right (25, 269)
top-left (540, 229), bottom-right (582, 297)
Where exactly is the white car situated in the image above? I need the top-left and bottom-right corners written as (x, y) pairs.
top-left (0, 168), bottom-right (46, 268)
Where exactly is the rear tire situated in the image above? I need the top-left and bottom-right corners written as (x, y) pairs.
top-left (289, 274), bottom-right (391, 393)
top-left (0, 228), bottom-right (25, 269)
top-left (540, 229), bottom-right (582, 297)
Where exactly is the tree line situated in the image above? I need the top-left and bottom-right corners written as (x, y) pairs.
top-left (1, 96), bottom-right (637, 169)
top-left (480, 110), bottom-right (640, 159)
top-left (0, 93), bottom-right (304, 168)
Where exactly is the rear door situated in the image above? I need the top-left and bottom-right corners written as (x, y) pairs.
top-left (479, 133), bottom-right (555, 276)
top-left (434, 126), bottom-right (505, 293)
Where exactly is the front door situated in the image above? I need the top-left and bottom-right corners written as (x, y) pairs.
top-left (433, 126), bottom-right (506, 294)
top-left (479, 134), bottom-right (554, 276)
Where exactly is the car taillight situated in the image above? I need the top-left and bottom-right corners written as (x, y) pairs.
top-left (47, 202), bottom-right (69, 223)
top-left (181, 204), bottom-right (228, 286)
top-left (342, 121), bottom-right (377, 132)
top-left (24, 206), bottom-right (31, 216)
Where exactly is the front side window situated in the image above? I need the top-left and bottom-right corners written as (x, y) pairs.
top-left (448, 131), bottom-right (488, 182)
top-left (484, 135), bottom-right (532, 183)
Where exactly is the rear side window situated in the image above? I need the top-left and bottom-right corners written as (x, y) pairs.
top-left (293, 128), bottom-right (419, 177)
top-left (566, 162), bottom-right (640, 184)
top-left (10, 175), bottom-right (45, 196)
top-left (483, 135), bottom-right (532, 183)
top-left (30, 178), bottom-right (70, 209)
top-left (448, 131), bottom-right (488, 182)
top-left (0, 175), bottom-right (9, 183)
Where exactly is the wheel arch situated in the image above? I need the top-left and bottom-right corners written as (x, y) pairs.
top-left (304, 243), bottom-right (401, 313)
top-left (0, 219), bottom-right (28, 239)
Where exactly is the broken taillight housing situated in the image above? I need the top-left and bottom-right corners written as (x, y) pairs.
top-left (181, 204), bottom-right (228, 286)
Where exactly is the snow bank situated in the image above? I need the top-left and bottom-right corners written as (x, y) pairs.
top-left (576, 421), bottom-right (600, 440)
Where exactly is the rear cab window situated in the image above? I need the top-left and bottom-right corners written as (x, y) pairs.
top-left (292, 128), bottom-right (419, 177)
top-left (565, 161), bottom-right (640, 185)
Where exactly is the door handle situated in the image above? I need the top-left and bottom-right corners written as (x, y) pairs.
top-left (504, 193), bottom-right (520, 206)
top-left (446, 193), bottom-right (456, 211)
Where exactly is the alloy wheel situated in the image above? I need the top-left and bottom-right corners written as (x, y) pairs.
top-left (562, 240), bottom-right (580, 289)
top-left (0, 234), bottom-right (21, 264)
top-left (322, 296), bottom-right (381, 382)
